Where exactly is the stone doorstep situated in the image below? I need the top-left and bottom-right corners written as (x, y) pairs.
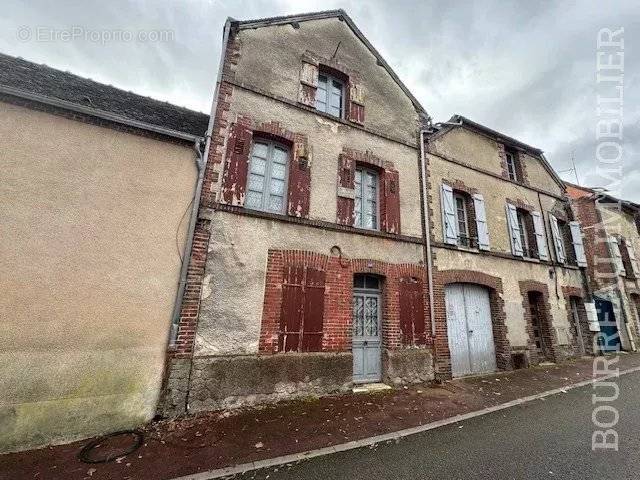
top-left (352, 382), bottom-right (392, 393)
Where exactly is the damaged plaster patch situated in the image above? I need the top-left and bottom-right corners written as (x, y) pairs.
top-left (201, 274), bottom-right (213, 299)
top-left (316, 116), bottom-right (341, 134)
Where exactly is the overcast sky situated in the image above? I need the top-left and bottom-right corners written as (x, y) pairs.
top-left (2, 1), bottom-right (638, 200)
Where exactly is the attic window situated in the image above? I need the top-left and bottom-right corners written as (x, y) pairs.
top-left (315, 69), bottom-right (344, 119)
top-left (505, 149), bottom-right (524, 183)
top-left (506, 151), bottom-right (518, 181)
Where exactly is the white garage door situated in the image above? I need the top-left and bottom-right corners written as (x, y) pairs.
top-left (445, 283), bottom-right (496, 377)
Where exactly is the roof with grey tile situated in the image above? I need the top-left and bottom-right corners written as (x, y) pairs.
top-left (0, 52), bottom-right (209, 137)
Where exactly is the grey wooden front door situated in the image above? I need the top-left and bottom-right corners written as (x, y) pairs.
top-left (445, 283), bottom-right (496, 377)
top-left (352, 288), bottom-right (382, 383)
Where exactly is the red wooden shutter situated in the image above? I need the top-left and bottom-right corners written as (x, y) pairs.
top-left (298, 61), bottom-right (319, 107)
top-left (399, 277), bottom-right (425, 345)
top-left (302, 267), bottom-right (325, 352)
top-left (279, 264), bottom-right (304, 352)
top-left (221, 123), bottom-right (253, 206)
top-left (287, 141), bottom-right (311, 218)
top-left (347, 81), bottom-right (365, 124)
top-left (382, 169), bottom-right (401, 234)
top-left (279, 265), bottom-right (325, 352)
top-left (336, 154), bottom-right (355, 225)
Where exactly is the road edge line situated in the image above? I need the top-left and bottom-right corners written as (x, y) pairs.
top-left (171, 365), bottom-right (640, 480)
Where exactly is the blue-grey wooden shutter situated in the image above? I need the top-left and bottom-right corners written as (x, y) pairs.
top-left (441, 184), bottom-right (457, 245)
top-left (532, 211), bottom-right (549, 260)
top-left (506, 203), bottom-right (523, 256)
top-left (549, 214), bottom-right (566, 264)
top-left (473, 194), bottom-right (490, 250)
top-left (569, 221), bottom-right (587, 267)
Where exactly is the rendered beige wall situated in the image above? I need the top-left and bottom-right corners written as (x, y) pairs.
top-left (428, 127), bottom-right (583, 348)
top-left (0, 102), bottom-right (197, 451)
top-left (197, 18), bottom-right (425, 356)
top-left (435, 248), bottom-right (583, 347)
top-left (196, 212), bottom-right (424, 356)
top-left (227, 88), bottom-right (423, 237)
top-left (233, 18), bottom-right (419, 145)
top-left (428, 151), bottom-right (567, 262)
top-left (429, 127), bottom-right (563, 196)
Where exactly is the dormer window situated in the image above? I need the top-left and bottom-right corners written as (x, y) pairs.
top-left (316, 72), bottom-right (344, 118)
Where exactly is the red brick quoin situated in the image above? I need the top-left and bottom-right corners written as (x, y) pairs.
top-left (432, 269), bottom-right (511, 380)
top-left (259, 249), bottom-right (429, 354)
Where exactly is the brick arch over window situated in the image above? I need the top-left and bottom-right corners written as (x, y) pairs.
top-left (336, 148), bottom-right (400, 234)
top-left (433, 269), bottom-right (511, 379)
top-left (219, 115), bottom-right (311, 218)
top-left (519, 280), bottom-right (558, 364)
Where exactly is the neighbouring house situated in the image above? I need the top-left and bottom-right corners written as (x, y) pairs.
top-left (161, 10), bottom-right (435, 416)
top-left (0, 53), bottom-right (209, 452)
top-left (424, 116), bottom-right (594, 379)
top-left (567, 183), bottom-right (640, 352)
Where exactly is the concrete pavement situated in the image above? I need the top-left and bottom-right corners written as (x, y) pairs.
top-left (235, 369), bottom-right (640, 480)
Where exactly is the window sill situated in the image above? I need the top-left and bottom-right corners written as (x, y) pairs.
top-left (456, 245), bottom-right (481, 254)
top-left (521, 256), bottom-right (541, 263)
top-left (433, 241), bottom-right (581, 270)
top-left (211, 203), bottom-right (424, 244)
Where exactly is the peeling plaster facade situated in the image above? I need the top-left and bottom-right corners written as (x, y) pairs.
top-left (162, 12), bottom-right (433, 415)
top-left (0, 101), bottom-right (198, 452)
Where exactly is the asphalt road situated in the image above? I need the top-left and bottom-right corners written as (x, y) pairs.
top-left (236, 370), bottom-right (640, 480)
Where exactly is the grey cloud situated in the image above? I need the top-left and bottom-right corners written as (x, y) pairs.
top-left (1, 0), bottom-right (639, 198)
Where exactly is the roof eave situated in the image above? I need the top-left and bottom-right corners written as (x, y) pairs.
top-left (0, 84), bottom-right (202, 142)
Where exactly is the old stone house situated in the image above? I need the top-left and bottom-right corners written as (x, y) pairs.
top-left (425, 116), bottom-right (594, 378)
top-left (162, 10), bottom-right (435, 415)
top-left (0, 53), bottom-right (208, 452)
top-left (567, 183), bottom-right (640, 352)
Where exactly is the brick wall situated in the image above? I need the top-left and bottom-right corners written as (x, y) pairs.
top-left (258, 249), bottom-right (429, 354)
top-left (159, 26), bottom-right (240, 416)
top-left (568, 194), bottom-right (617, 292)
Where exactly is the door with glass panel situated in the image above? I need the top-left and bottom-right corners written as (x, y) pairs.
top-left (352, 274), bottom-right (382, 383)
top-left (245, 140), bottom-right (289, 214)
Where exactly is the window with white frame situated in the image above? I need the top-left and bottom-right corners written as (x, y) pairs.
top-left (506, 151), bottom-right (518, 181)
top-left (354, 167), bottom-right (378, 230)
top-left (454, 193), bottom-right (470, 246)
top-left (316, 73), bottom-right (344, 118)
top-left (245, 139), bottom-right (289, 214)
